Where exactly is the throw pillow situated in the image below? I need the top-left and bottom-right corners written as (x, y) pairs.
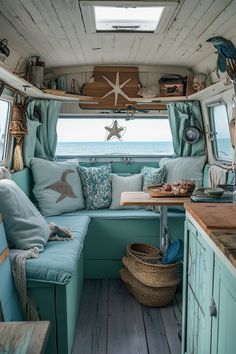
top-left (0, 180), bottom-right (50, 251)
top-left (141, 166), bottom-right (166, 190)
top-left (0, 167), bottom-right (12, 180)
top-left (31, 157), bottom-right (84, 216)
top-left (110, 173), bottom-right (143, 209)
top-left (78, 164), bottom-right (112, 209)
top-left (159, 156), bottom-right (206, 186)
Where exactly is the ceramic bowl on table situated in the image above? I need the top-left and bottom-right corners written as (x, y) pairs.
top-left (204, 187), bottom-right (224, 198)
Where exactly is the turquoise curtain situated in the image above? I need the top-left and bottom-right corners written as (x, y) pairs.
top-left (23, 100), bottom-right (62, 166)
top-left (167, 101), bottom-right (205, 157)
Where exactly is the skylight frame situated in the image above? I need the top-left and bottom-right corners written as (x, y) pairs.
top-left (80, 1), bottom-right (179, 34)
top-left (94, 6), bottom-right (165, 33)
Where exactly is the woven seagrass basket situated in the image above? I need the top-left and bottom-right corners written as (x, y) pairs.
top-left (127, 243), bottom-right (162, 263)
top-left (121, 243), bottom-right (179, 307)
top-left (120, 267), bottom-right (177, 307)
top-left (123, 252), bottom-right (178, 288)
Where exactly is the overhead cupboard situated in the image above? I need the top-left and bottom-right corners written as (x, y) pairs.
top-left (182, 209), bottom-right (236, 354)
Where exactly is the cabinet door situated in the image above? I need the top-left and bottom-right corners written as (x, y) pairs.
top-left (182, 219), bottom-right (214, 354)
top-left (212, 258), bottom-right (236, 354)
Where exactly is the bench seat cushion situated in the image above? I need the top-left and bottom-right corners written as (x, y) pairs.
top-left (60, 208), bottom-right (185, 219)
top-left (26, 215), bottom-right (90, 285)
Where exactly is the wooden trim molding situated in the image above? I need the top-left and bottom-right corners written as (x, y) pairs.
top-left (0, 247), bottom-right (10, 265)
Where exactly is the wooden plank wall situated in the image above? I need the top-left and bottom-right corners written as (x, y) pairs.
top-left (0, 0), bottom-right (235, 75)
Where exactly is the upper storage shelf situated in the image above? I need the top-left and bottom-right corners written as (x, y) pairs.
top-left (188, 79), bottom-right (233, 100)
top-left (0, 62), bottom-right (93, 102)
top-left (0, 62), bottom-right (233, 103)
top-left (132, 79), bottom-right (233, 102)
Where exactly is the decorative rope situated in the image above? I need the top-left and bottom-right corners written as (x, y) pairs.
top-left (12, 247), bottom-right (40, 321)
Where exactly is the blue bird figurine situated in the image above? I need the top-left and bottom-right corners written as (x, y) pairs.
top-left (207, 36), bottom-right (236, 80)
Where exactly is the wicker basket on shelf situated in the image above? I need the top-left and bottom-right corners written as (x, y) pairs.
top-left (120, 243), bottom-right (179, 307)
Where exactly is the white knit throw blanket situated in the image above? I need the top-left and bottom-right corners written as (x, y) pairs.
top-left (11, 248), bottom-right (40, 321)
top-left (208, 165), bottom-right (228, 187)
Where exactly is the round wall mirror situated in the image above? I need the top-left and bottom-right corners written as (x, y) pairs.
top-left (183, 127), bottom-right (201, 144)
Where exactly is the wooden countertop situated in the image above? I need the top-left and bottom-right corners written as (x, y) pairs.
top-left (185, 201), bottom-right (236, 268)
top-left (121, 192), bottom-right (189, 206)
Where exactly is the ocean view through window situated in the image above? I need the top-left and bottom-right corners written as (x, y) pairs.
top-left (209, 102), bottom-right (232, 161)
top-left (0, 99), bottom-right (10, 161)
top-left (56, 117), bottom-right (174, 157)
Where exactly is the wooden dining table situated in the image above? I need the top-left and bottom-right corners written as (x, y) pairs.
top-left (120, 191), bottom-right (189, 253)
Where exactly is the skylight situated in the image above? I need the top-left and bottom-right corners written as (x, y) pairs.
top-left (94, 6), bottom-right (164, 32)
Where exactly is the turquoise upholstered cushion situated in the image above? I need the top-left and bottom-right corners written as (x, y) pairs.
top-left (141, 165), bottom-right (166, 190)
top-left (26, 215), bottom-right (90, 284)
top-left (31, 158), bottom-right (84, 216)
top-left (159, 156), bottom-right (206, 185)
top-left (0, 180), bottom-right (50, 252)
top-left (78, 164), bottom-right (112, 209)
top-left (110, 173), bottom-right (143, 209)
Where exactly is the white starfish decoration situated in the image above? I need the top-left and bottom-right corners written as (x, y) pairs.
top-left (105, 120), bottom-right (126, 141)
top-left (102, 72), bottom-right (131, 106)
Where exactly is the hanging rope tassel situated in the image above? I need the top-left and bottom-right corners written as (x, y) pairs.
top-left (9, 100), bottom-right (27, 172)
top-left (12, 141), bottom-right (24, 171)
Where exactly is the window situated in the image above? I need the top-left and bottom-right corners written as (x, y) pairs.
top-left (94, 6), bottom-right (164, 32)
top-left (208, 102), bottom-right (232, 161)
top-left (56, 116), bottom-right (174, 157)
top-left (0, 99), bottom-right (10, 162)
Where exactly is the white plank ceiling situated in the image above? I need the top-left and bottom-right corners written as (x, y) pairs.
top-left (0, 0), bottom-right (236, 69)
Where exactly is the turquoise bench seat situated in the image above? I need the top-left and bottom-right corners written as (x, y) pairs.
top-left (26, 215), bottom-right (90, 285)
top-left (60, 208), bottom-right (185, 279)
top-left (61, 208), bottom-right (185, 219)
top-left (12, 167), bottom-right (187, 354)
top-left (24, 215), bottom-right (90, 354)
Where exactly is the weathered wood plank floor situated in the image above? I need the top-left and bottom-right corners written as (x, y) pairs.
top-left (72, 279), bottom-right (181, 354)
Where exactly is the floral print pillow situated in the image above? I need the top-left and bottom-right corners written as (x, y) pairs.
top-left (78, 164), bottom-right (112, 209)
top-left (141, 165), bottom-right (166, 190)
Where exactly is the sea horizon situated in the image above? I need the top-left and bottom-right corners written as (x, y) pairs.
top-left (0, 138), bottom-right (232, 160)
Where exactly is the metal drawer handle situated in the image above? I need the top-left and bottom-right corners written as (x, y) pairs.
top-left (210, 297), bottom-right (217, 317)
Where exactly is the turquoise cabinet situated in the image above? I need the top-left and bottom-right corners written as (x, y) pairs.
top-left (182, 217), bottom-right (236, 354)
top-left (211, 257), bottom-right (236, 354)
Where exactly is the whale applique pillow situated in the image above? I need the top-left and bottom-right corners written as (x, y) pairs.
top-left (31, 157), bottom-right (85, 216)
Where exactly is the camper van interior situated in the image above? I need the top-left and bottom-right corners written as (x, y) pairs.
top-left (0, 1), bottom-right (236, 353)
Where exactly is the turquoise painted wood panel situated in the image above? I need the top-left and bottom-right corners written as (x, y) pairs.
top-left (181, 221), bottom-right (189, 354)
top-left (85, 260), bottom-right (123, 279)
top-left (187, 220), bottom-right (214, 309)
top-left (28, 252), bottom-right (84, 354)
top-left (183, 219), bottom-right (214, 354)
top-left (212, 257), bottom-right (236, 354)
top-left (85, 236), bottom-right (159, 260)
top-left (56, 252), bottom-right (84, 354)
top-left (0, 222), bottom-right (22, 321)
top-left (84, 216), bottom-right (184, 260)
top-left (27, 283), bottom-right (57, 354)
top-left (80, 161), bottom-right (159, 174)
